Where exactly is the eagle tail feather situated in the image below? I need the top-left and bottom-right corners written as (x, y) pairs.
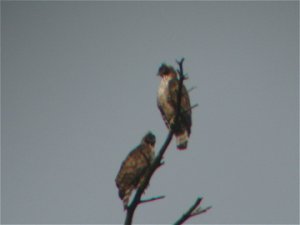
top-left (120, 188), bottom-right (132, 210)
top-left (175, 131), bottom-right (189, 150)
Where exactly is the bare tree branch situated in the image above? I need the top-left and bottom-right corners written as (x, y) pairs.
top-left (174, 197), bottom-right (212, 225)
top-left (124, 58), bottom-right (186, 225)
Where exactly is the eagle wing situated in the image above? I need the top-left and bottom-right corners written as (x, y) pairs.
top-left (115, 144), bottom-right (152, 202)
top-left (168, 78), bottom-right (192, 135)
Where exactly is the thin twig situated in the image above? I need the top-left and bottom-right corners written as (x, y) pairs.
top-left (183, 103), bottom-right (199, 113)
top-left (187, 86), bottom-right (197, 93)
top-left (191, 205), bottom-right (212, 217)
top-left (174, 197), bottom-right (211, 225)
top-left (140, 195), bottom-right (165, 204)
top-left (124, 58), bottom-right (186, 225)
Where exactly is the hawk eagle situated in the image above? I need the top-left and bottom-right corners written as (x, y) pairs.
top-left (115, 132), bottom-right (155, 209)
top-left (157, 64), bottom-right (192, 150)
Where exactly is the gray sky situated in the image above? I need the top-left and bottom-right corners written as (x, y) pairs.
top-left (1, 1), bottom-right (299, 224)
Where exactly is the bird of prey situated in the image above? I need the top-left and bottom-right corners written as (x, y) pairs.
top-left (157, 64), bottom-right (192, 150)
top-left (115, 132), bottom-right (156, 209)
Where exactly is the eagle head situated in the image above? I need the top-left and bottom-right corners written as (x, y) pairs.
top-left (142, 132), bottom-right (156, 146)
top-left (157, 64), bottom-right (177, 78)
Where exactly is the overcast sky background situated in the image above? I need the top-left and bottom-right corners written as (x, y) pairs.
top-left (1, 1), bottom-right (299, 224)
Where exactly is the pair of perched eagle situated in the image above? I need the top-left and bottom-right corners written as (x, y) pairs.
top-left (115, 63), bottom-right (192, 209)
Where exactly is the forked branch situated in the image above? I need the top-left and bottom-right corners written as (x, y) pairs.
top-left (174, 197), bottom-right (212, 225)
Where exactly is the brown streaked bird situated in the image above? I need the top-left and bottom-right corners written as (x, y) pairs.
top-left (115, 132), bottom-right (155, 209)
top-left (157, 64), bottom-right (192, 150)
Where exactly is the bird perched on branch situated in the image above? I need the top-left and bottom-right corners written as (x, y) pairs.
top-left (115, 132), bottom-right (156, 209)
top-left (157, 64), bottom-right (192, 150)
